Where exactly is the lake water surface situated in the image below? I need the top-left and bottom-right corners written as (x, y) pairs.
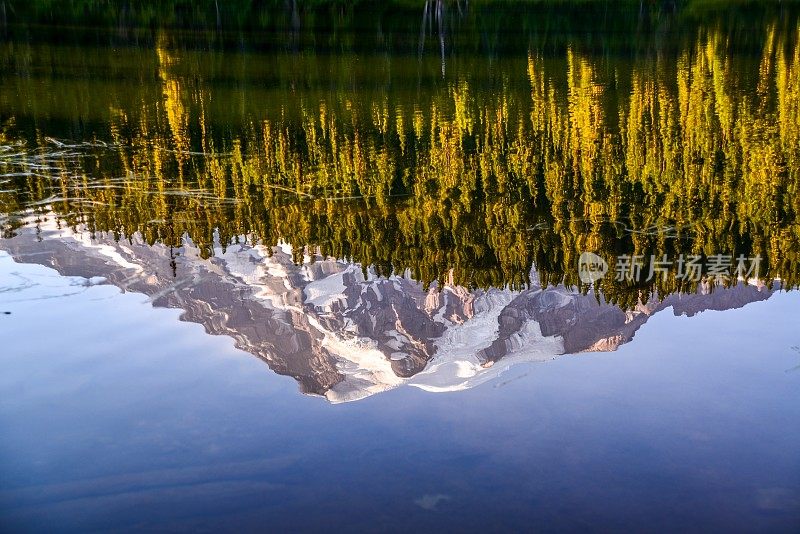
top-left (1, 2), bottom-right (800, 531)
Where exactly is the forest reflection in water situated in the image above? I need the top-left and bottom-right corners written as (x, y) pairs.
top-left (0, 3), bottom-right (799, 399)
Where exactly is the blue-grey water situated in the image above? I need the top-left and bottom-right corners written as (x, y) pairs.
top-left (1, 252), bottom-right (799, 531)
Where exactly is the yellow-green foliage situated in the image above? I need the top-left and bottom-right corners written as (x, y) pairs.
top-left (1, 24), bottom-right (799, 305)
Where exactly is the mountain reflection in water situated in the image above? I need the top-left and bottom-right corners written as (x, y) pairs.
top-left (0, 223), bottom-right (774, 402)
top-left (0, 2), bottom-right (798, 401)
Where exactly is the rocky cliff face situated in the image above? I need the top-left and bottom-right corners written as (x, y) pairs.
top-left (0, 219), bottom-right (774, 402)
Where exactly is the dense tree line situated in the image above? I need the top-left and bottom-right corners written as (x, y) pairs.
top-left (1, 18), bottom-right (798, 307)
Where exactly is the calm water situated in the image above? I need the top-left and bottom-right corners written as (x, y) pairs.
top-left (1, 2), bottom-right (800, 531)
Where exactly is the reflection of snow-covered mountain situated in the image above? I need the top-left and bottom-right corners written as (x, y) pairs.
top-left (0, 218), bottom-right (774, 403)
